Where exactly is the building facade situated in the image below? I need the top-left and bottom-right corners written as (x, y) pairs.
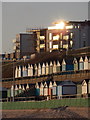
top-left (70, 20), bottom-right (90, 49)
top-left (20, 32), bottom-right (37, 57)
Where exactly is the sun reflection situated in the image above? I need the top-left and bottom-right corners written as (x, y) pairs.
top-left (55, 21), bottom-right (65, 29)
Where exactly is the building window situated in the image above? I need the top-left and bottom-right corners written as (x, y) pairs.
top-left (53, 35), bottom-right (59, 40)
top-left (70, 33), bottom-right (73, 39)
top-left (39, 36), bottom-right (45, 40)
top-left (82, 33), bottom-right (86, 38)
top-left (53, 45), bottom-right (58, 49)
top-left (40, 44), bottom-right (45, 48)
top-left (83, 41), bottom-right (86, 47)
top-left (66, 25), bottom-right (73, 29)
top-left (70, 40), bottom-right (73, 47)
top-left (63, 35), bottom-right (69, 40)
top-left (63, 44), bottom-right (68, 49)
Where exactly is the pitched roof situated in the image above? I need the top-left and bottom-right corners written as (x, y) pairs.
top-left (56, 80), bottom-right (76, 86)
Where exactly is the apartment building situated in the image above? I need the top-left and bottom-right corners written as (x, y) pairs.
top-left (47, 20), bottom-right (90, 52)
top-left (13, 20), bottom-right (90, 58)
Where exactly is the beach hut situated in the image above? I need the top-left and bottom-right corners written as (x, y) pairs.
top-left (88, 80), bottom-right (90, 94)
top-left (25, 66), bottom-right (28, 76)
top-left (40, 82), bottom-right (44, 96)
top-left (79, 57), bottom-right (84, 70)
top-left (57, 81), bottom-right (76, 98)
top-left (62, 81), bottom-right (76, 95)
top-left (22, 66), bottom-right (28, 77)
top-left (18, 84), bottom-right (22, 94)
top-left (56, 81), bottom-right (62, 98)
top-left (30, 64), bottom-right (33, 76)
top-left (42, 63), bottom-right (46, 75)
top-left (76, 82), bottom-right (82, 97)
top-left (49, 61), bottom-right (53, 74)
top-left (11, 85), bottom-right (14, 97)
top-left (82, 80), bottom-right (87, 95)
top-left (53, 61), bottom-right (57, 73)
top-left (22, 66), bottom-right (25, 77)
top-left (46, 62), bottom-right (49, 75)
top-left (28, 64), bottom-right (31, 76)
top-left (15, 66), bottom-right (18, 78)
top-left (62, 59), bottom-right (66, 71)
top-left (26, 84), bottom-right (29, 90)
top-left (84, 56), bottom-right (89, 70)
top-left (18, 66), bottom-right (21, 77)
top-left (52, 81), bottom-right (57, 96)
top-left (7, 89), bottom-right (11, 98)
top-left (48, 81), bottom-right (53, 96)
top-left (38, 63), bottom-right (42, 76)
top-left (44, 82), bottom-right (48, 96)
top-left (15, 85), bottom-right (18, 96)
top-left (35, 82), bottom-right (40, 96)
top-left (73, 58), bottom-right (78, 71)
top-left (66, 59), bottom-right (74, 71)
top-left (89, 58), bottom-right (90, 70)
top-left (22, 85), bottom-right (25, 91)
top-left (49, 81), bottom-right (53, 88)
top-left (34, 64), bottom-right (38, 76)
top-left (56, 61), bottom-right (60, 73)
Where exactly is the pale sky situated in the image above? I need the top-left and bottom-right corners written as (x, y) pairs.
top-left (1, 0), bottom-right (90, 2)
top-left (2, 2), bottom-right (88, 53)
top-left (0, 1), bottom-right (2, 54)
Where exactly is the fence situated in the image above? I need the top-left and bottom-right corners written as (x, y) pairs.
top-left (1, 93), bottom-right (90, 103)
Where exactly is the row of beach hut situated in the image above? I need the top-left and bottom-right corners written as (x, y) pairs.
top-left (15, 56), bottom-right (90, 78)
top-left (35, 80), bottom-right (90, 97)
top-left (7, 79), bottom-right (90, 98)
top-left (7, 84), bottom-right (30, 97)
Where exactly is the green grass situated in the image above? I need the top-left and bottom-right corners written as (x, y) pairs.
top-left (2, 98), bottom-right (90, 110)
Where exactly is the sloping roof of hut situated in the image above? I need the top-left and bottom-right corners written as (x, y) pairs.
top-left (56, 80), bottom-right (76, 86)
top-left (76, 79), bottom-right (89, 84)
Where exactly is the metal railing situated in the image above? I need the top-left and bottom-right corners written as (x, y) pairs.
top-left (1, 93), bottom-right (90, 102)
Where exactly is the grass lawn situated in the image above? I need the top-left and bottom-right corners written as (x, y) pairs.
top-left (2, 98), bottom-right (90, 110)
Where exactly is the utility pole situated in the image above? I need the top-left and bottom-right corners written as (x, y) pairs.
top-left (12, 59), bottom-right (15, 102)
